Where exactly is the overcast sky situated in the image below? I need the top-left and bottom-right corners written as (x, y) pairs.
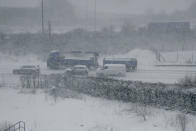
top-left (0, 0), bottom-right (194, 14)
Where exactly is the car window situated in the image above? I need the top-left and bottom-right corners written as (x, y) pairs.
top-left (103, 66), bottom-right (108, 69)
top-left (74, 66), bottom-right (87, 69)
top-left (22, 66), bottom-right (35, 68)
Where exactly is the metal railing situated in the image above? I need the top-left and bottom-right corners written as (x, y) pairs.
top-left (4, 121), bottom-right (25, 131)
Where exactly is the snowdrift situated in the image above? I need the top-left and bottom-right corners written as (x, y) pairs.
top-left (161, 50), bottom-right (196, 64)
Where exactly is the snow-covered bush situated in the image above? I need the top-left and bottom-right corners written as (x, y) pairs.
top-left (0, 121), bottom-right (12, 131)
top-left (62, 76), bottom-right (196, 113)
top-left (88, 124), bottom-right (119, 131)
top-left (48, 74), bottom-right (63, 88)
top-left (48, 87), bottom-right (83, 102)
top-left (178, 75), bottom-right (196, 88)
top-left (132, 103), bottom-right (150, 121)
top-left (176, 113), bottom-right (188, 131)
top-left (18, 88), bottom-right (37, 94)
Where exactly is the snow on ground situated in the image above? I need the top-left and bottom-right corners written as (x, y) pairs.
top-left (0, 87), bottom-right (196, 131)
top-left (119, 70), bottom-right (195, 83)
top-left (161, 50), bottom-right (196, 64)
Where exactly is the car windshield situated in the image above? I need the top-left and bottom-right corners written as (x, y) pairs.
top-left (75, 67), bottom-right (86, 69)
top-left (74, 65), bottom-right (87, 69)
top-left (103, 66), bottom-right (108, 69)
top-left (22, 66), bottom-right (36, 68)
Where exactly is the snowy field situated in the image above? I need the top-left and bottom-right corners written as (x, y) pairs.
top-left (0, 87), bottom-right (196, 131)
top-left (160, 50), bottom-right (196, 64)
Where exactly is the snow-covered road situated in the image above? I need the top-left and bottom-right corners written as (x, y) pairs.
top-left (1, 49), bottom-right (196, 84)
top-left (119, 66), bottom-right (196, 83)
top-left (1, 59), bottom-right (196, 84)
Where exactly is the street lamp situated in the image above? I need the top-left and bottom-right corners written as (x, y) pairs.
top-left (86, 0), bottom-right (89, 30)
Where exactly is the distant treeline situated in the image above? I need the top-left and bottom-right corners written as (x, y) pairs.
top-left (0, 26), bottom-right (196, 57)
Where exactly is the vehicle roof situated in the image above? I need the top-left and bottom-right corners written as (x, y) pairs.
top-left (50, 50), bottom-right (59, 53)
top-left (50, 51), bottom-right (96, 60)
top-left (21, 65), bottom-right (37, 68)
top-left (73, 65), bottom-right (88, 68)
top-left (64, 68), bottom-right (72, 71)
top-left (104, 64), bottom-right (126, 67)
top-left (64, 53), bottom-right (94, 60)
top-left (64, 57), bottom-right (91, 60)
top-left (104, 58), bottom-right (137, 61)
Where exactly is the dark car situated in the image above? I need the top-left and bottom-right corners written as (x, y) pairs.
top-left (13, 65), bottom-right (40, 76)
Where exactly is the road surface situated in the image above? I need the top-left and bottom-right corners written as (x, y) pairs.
top-left (1, 61), bottom-right (196, 84)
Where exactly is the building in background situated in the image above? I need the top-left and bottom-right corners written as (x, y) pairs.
top-left (147, 22), bottom-right (191, 34)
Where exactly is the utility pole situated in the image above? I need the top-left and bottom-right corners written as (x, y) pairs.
top-left (182, 30), bottom-right (186, 61)
top-left (48, 21), bottom-right (52, 40)
top-left (86, 0), bottom-right (89, 30)
top-left (177, 49), bottom-right (179, 63)
top-left (192, 44), bottom-right (194, 64)
top-left (41, 0), bottom-right (44, 33)
top-left (94, 0), bottom-right (97, 32)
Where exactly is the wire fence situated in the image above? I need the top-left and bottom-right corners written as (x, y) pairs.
top-left (3, 121), bottom-right (25, 131)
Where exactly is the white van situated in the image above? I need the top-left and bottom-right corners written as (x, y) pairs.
top-left (96, 64), bottom-right (126, 77)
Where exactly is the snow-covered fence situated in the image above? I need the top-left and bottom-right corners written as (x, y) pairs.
top-left (3, 121), bottom-right (25, 131)
top-left (63, 76), bottom-right (196, 113)
top-left (19, 74), bottom-right (51, 89)
top-left (0, 73), bottom-right (20, 88)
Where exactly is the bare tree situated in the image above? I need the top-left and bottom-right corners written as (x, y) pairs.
top-left (0, 121), bottom-right (12, 131)
top-left (133, 103), bottom-right (149, 121)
